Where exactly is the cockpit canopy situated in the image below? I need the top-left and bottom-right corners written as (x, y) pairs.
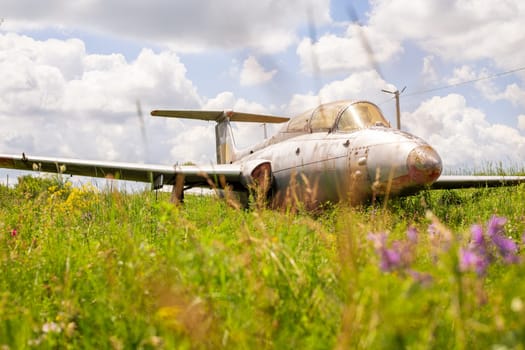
top-left (285, 100), bottom-right (390, 133)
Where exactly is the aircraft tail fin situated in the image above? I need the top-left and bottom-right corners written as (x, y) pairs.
top-left (151, 109), bottom-right (289, 164)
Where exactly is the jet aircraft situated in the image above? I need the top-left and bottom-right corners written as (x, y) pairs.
top-left (0, 99), bottom-right (524, 207)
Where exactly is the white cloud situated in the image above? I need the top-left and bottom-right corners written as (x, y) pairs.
top-left (0, 29), bottom-right (286, 166)
top-left (404, 94), bottom-right (525, 169)
top-left (368, 0), bottom-right (525, 69)
top-left (446, 65), bottom-right (479, 85)
top-left (488, 83), bottom-right (525, 108)
top-left (421, 55), bottom-right (438, 84)
top-left (239, 56), bottom-right (277, 86)
top-left (0, 34), bottom-right (202, 114)
top-left (203, 92), bottom-right (237, 110)
top-left (203, 91), bottom-right (276, 150)
top-left (169, 124), bottom-right (216, 164)
top-left (296, 23), bottom-right (402, 74)
top-left (436, 66), bottom-right (525, 109)
top-left (518, 115), bottom-right (525, 131)
top-left (2, 0), bottom-right (331, 53)
top-left (286, 70), bottom-right (396, 115)
top-left (286, 93), bottom-right (320, 116)
top-left (0, 33), bottom-right (202, 163)
top-left (203, 91), bottom-right (269, 114)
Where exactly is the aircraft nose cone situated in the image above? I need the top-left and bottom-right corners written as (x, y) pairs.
top-left (407, 145), bottom-right (442, 185)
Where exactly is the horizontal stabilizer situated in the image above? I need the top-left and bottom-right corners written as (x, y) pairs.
top-left (151, 109), bottom-right (289, 124)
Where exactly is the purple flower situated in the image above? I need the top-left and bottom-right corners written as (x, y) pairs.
top-left (484, 215), bottom-right (518, 262)
top-left (487, 215), bottom-right (507, 237)
top-left (465, 215), bottom-right (519, 271)
top-left (469, 224), bottom-right (487, 256)
top-left (368, 232), bottom-right (413, 272)
top-left (470, 224), bottom-right (484, 246)
top-left (492, 234), bottom-right (518, 260)
top-left (459, 248), bottom-right (489, 276)
top-left (408, 270), bottom-right (433, 286)
top-left (380, 248), bottom-right (402, 272)
top-left (427, 223), bottom-right (438, 235)
top-left (407, 226), bottom-right (418, 243)
top-left (463, 224), bottom-right (491, 275)
top-left (367, 232), bottom-right (387, 250)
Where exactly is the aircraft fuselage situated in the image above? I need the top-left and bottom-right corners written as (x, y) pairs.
top-left (236, 126), bottom-right (442, 206)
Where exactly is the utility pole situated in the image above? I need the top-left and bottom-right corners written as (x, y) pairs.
top-left (382, 86), bottom-right (406, 130)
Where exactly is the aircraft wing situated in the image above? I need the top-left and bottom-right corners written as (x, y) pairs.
top-left (0, 153), bottom-right (242, 189)
top-left (432, 175), bottom-right (525, 190)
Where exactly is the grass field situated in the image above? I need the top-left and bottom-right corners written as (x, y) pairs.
top-left (1, 175), bottom-right (525, 349)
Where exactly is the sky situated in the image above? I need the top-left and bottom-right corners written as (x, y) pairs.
top-left (1, 0), bottom-right (525, 182)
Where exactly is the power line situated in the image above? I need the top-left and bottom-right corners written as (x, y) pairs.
top-left (404, 65), bottom-right (525, 98)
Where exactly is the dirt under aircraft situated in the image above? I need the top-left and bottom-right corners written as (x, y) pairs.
top-left (1, 99), bottom-right (524, 207)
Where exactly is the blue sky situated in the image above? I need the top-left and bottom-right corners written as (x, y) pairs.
top-left (1, 0), bottom-right (525, 177)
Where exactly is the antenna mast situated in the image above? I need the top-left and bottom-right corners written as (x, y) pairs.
top-left (382, 86), bottom-right (406, 130)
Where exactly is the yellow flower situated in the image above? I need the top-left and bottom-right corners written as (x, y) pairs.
top-left (155, 305), bottom-right (184, 332)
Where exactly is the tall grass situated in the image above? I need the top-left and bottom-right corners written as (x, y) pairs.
top-left (1, 175), bottom-right (525, 348)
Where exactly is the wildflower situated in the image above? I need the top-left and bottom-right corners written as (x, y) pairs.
top-left (406, 226), bottom-right (418, 243)
top-left (470, 224), bottom-right (484, 246)
top-left (469, 224), bottom-right (487, 257)
top-left (485, 215), bottom-right (518, 262)
top-left (492, 233), bottom-right (517, 255)
top-left (427, 223), bottom-right (438, 235)
top-left (148, 336), bottom-right (163, 347)
top-left (426, 212), bottom-right (453, 246)
top-left (408, 270), bottom-right (433, 286)
top-left (487, 215), bottom-right (507, 237)
top-left (42, 322), bottom-right (61, 333)
top-left (492, 235), bottom-right (518, 263)
top-left (462, 216), bottom-right (519, 275)
top-left (367, 232), bottom-right (387, 250)
top-left (379, 248), bottom-right (402, 272)
top-left (368, 232), bottom-right (412, 272)
top-left (65, 322), bottom-right (76, 338)
top-left (459, 248), bottom-right (489, 276)
top-left (10, 229), bottom-right (17, 237)
top-left (511, 297), bottom-right (523, 313)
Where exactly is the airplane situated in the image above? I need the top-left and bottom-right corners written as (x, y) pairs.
top-left (1, 98), bottom-right (525, 208)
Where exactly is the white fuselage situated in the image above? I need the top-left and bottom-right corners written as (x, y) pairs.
top-left (234, 126), bottom-right (441, 206)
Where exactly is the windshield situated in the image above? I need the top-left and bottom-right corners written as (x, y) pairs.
top-left (336, 102), bottom-right (389, 131)
top-left (309, 105), bottom-right (341, 131)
